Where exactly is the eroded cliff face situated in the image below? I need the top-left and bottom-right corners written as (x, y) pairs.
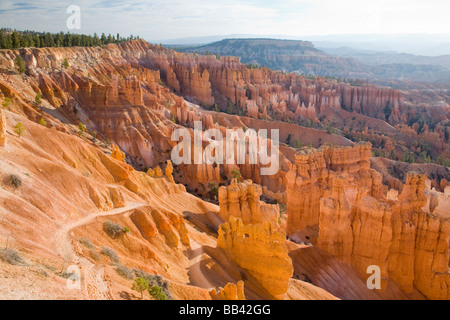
top-left (217, 216), bottom-right (293, 299)
top-left (287, 146), bottom-right (450, 299)
top-left (388, 173), bottom-right (450, 299)
top-left (285, 142), bottom-right (383, 233)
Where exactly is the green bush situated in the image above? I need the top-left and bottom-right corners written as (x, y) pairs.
top-left (149, 285), bottom-right (166, 300)
top-left (231, 169), bottom-right (242, 183)
top-left (2, 97), bottom-right (11, 108)
top-left (14, 122), bottom-right (25, 137)
top-left (78, 121), bottom-right (85, 136)
top-left (15, 56), bottom-right (25, 73)
top-left (133, 269), bottom-right (172, 299)
top-left (132, 277), bottom-right (149, 299)
top-left (35, 92), bottom-right (42, 105)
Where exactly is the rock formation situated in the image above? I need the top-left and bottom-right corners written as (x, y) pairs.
top-left (217, 216), bottom-right (293, 299)
top-left (388, 173), bottom-right (450, 299)
top-left (218, 179), bottom-right (279, 225)
top-left (111, 145), bottom-right (126, 163)
top-left (286, 142), bottom-right (383, 233)
top-left (314, 170), bottom-right (449, 298)
top-left (209, 281), bottom-right (246, 300)
top-left (130, 208), bottom-right (190, 249)
top-left (165, 160), bottom-right (174, 182)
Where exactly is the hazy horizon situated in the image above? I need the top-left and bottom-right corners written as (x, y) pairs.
top-left (1, 0), bottom-right (449, 39)
top-left (1, 0), bottom-right (449, 56)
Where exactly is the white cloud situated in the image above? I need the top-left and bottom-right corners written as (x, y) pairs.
top-left (0, 0), bottom-right (448, 40)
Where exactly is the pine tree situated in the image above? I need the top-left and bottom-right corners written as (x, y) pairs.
top-left (132, 277), bottom-right (149, 299)
top-left (100, 33), bottom-right (107, 44)
top-left (0, 29), bottom-right (5, 49)
top-left (11, 31), bottom-right (20, 49)
top-left (15, 55), bottom-right (25, 73)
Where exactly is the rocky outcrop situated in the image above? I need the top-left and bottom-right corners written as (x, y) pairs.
top-left (317, 177), bottom-right (392, 289)
top-left (388, 173), bottom-right (450, 299)
top-left (130, 208), bottom-right (190, 248)
top-left (350, 194), bottom-right (392, 290)
top-left (165, 160), bottom-right (174, 182)
top-left (314, 171), bottom-right (449, 298)
top-left (217, 216), bottom-right (293, 299)
top-left (317, 174), bottom-right (354, 264)
top-left (209, 281), bottom-right (246, 300)
top-left (111, 145), bottom-right (126, 163)
top-left (286, 142), bottom-right (383, 233)
top-left (218, 179), bottom-right (279, 225)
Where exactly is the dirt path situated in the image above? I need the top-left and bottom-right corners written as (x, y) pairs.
top-left (187, 240), bottom-right (215, 289)
top-left (53, 202), bottom-right (146, 300)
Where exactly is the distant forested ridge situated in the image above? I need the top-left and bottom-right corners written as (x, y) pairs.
top-left (0, 28), bottom-right (140, 49)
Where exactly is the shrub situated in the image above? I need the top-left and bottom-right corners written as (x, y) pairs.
top-left (133, 269), bottom-right (172, 299)
top-left (149, 285), bottom-right (166, 300)
top-left (39, 117), bottom-right (47, 126)
top-left (115, 264), bottom-right (134, 279)
top-left (9, 174), bottom-right (22, 188)
top-left (122, 226), bottom-right (130, 234)
top-left (90, 249), bottom-right (100, 261)
top-left (0, 248), bottom-right (27, 265)
top-left (35, 92), bottom-right (42, 105)
top-left (63, 58), bottom-right (69, 69)
top-left (100, 246), bottom-right (119, 264)
top-left (231, 169), bottom-right (242, 183)
top-left (14, 122), bottom-right (25, 137)
top-left (2, 97), bottom-right (11, 108)
top-left (78, 121), bottom-right (85, 136)
top-left (103, 220), bottom-right (125, 238)
top-left (208, 182), bottom-right (218, 197)
top-left (132, 277), bottom-right (149, 299)
top-left (78, 237), bottom-right (94, 249)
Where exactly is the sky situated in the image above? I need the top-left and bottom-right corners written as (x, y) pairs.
top-left (0, 0), bottom-right (449, 42)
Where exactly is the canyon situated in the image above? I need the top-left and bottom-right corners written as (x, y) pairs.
top-left (0, 39), bottom-right (449, 300)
